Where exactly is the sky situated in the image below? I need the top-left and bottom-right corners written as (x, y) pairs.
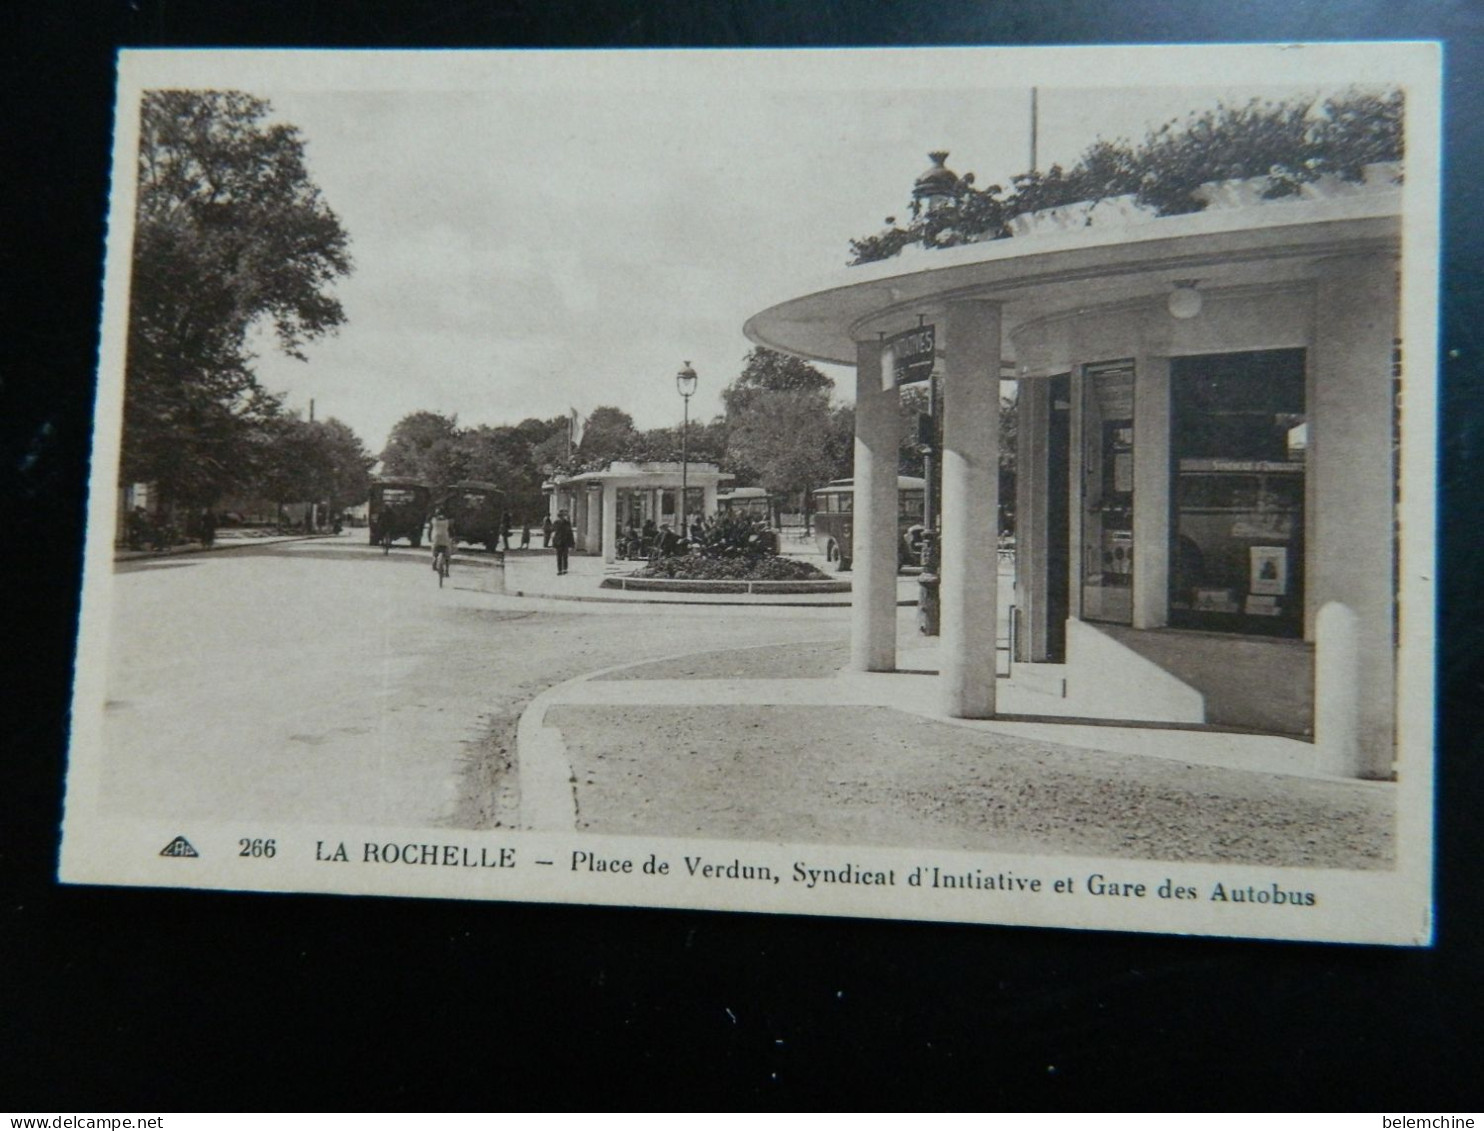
top-left (193, 50), bottom-right (1392, 454)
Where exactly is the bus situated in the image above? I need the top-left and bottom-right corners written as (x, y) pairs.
top-left (368, 477), bottom-right (431, 547)
top-left (812, 476), bottom-right (926, 572)
top-left (440, 480), bottom-right (507, 551)
top-left (715, 486), bottom-right (783, 555)
top-left (715, 486), bottom-right (775, 522)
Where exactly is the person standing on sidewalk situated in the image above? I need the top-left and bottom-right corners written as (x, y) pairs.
top-left (551, 509), bottom-right (574, 575)
top-left (542, 515), bottom-right (553, 548)
top-left (520, 519), bottom-right (531, 550)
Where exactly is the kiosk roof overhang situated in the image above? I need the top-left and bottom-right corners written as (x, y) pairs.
top-left (545, 461), bottom-right (733, 490)
top-left (744, 194), bottom-right (1401, 368)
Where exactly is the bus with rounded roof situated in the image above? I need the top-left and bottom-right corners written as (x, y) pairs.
top-left (811, 476), bottom-right (926, 572)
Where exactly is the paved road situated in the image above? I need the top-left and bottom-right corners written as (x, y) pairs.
top-left (100, 535), bottom-right (849, 829)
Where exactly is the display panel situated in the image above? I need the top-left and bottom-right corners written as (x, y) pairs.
top-left (1170, 350), bottom-right (1306, 636)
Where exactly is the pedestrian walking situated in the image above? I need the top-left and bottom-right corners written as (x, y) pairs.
top-left (551, 509), bottom-right (575, 575)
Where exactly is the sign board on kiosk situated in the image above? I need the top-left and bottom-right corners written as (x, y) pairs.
top-left (888, 324), bottom-right (935, 386)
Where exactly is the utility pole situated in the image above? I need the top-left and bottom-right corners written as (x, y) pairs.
top-left (1030, 87), bottom-right (1039, 172)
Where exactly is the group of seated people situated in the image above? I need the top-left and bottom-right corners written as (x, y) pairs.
top-left (617, 518), bottom-right (700, 561)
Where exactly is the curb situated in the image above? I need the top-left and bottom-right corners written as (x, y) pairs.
top-left (514, 642), bottom-right (1346, 800)
top-left (115, 532), bottom-right (339, 561)
top-left (600, 576), bottom-right (851, 595)
top-left (506, 587), bottom-right (918, 608)
top-left (513, 638), bottom-right (841, 830)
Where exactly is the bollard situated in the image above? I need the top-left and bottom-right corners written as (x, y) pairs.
top-left (487, 551), bottom-right (507, 594)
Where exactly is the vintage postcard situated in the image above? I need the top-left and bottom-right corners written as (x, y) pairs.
top-left (63, 43), bottom-right (1440, 943)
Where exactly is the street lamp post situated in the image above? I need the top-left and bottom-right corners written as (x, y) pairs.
top-left (676, 361), bottom-right (698, 537)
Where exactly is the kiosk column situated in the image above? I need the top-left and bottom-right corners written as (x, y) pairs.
top-left (851, 337), bottom-right (898, 672)
top-left (1311, 253), bottom-right (1399, 779)
top-left (600, 482), bottom-right (618, 564)
top-left (941, 300), bottom-right (1002, 717)
top-left (583, 486), bottom-right (601, 555)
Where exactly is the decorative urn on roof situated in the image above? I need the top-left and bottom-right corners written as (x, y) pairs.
top-left (912, 150), bottom-right (960, 213)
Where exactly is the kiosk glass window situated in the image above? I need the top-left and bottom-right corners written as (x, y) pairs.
top-left (684, 487), bottom-right (704, 524)
top-left (1080, 362), bottom-right (1135, 624)
top-left (1169, 349), bottom-right (1305, 637)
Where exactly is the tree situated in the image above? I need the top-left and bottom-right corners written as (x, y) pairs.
top-left (573, 406), bottom-right (640, 470)
top-left (379, 411), bottom-right (466, 492)
top-left (458, 421), bottom-right (567, 520)
top-left (725, 388), bottom-right (840, 515)
top-left (306, 418), bottom-right (376, 514)
top-left (255, 414), bottom-right (374, 518)
top-left (123, 91), bottom-right (352, 506)
top-left (721, 348), bottom-right (834, 417)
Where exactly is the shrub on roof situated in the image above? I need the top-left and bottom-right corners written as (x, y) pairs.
top-left (848, 89), bottom-right (1403, 265)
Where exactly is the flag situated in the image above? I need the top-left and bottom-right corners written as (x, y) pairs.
top-left (569, 407), bottom-right (585, 449)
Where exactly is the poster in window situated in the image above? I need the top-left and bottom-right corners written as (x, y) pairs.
top-left (1250, 545), bottom-right (1288, 596)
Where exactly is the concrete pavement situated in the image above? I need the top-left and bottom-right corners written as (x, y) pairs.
top-left (515, 614), bottom-right (1368, 849)
top-left (511, 629), bottom-right (1393, 870)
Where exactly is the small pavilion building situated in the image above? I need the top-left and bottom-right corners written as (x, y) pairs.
top-left (545, 461), bottom-right (732, 564)
top-left (745, 159), bottom-right (1411, 780)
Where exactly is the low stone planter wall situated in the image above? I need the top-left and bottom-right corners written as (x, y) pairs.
top-left (601, 576), bottom-right (851, 595)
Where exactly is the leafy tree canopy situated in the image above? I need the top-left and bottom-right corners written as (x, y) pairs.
top-left (722, 348), bottom-right (834, 417)
top-left (124, 90), bottom-right (352, 504)
top-left (725, 388), bottom-right (841, 501)
top-left (256, 415), bottom-right (375, 511)
top-left (379, 411), bottom-right (466, 493)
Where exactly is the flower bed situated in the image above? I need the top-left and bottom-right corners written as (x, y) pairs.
top-left (634, 555), bottom-right (830, 582)
top-left (602, 552), bottom-right (846, 595)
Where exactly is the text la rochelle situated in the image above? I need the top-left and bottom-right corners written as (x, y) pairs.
top-left (316, 841), bottom-right (516, 868)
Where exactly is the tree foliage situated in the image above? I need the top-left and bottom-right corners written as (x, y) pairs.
top-left (256, 415), bottom-right (374, 511)
top-left (379, 411), bottom-right (467, 494)
top-left (722, 348), bottom-right (835, 416)
top-left (726, 388), bottom-right (841, 502)
top-left (123, 91), bottom-right (352, 504)
top-left (379, 411), bottom-right (576, 523)
top-left (849, 89), bottom-right (1403, 264)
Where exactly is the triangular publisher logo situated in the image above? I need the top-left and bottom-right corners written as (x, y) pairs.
top-left (159, 835), bottom-right (199, 858)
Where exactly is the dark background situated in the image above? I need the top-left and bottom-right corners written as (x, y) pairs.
top-left (5, 1), bottom-right (1482, 1110)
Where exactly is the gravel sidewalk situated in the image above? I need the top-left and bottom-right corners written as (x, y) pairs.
top-left (548, 702), bottom-right (1394, 869)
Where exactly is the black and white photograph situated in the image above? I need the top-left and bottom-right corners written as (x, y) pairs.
top-left (61, 42), bottom-right (1440, 945)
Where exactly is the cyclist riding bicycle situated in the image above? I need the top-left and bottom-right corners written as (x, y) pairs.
top-left (429, 509), bottom-right (453, 574)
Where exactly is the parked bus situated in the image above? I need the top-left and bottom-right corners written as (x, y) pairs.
top-left (812, 476), bottom-right (926, 572)
top-left (441, 480), bottom-right (507, 551)
top-left (715, 486), bottom-right (783, 555)
top-left (368, 477), bottom-right (431, 548)
top-left (716, 486), bottom-right (775, 522)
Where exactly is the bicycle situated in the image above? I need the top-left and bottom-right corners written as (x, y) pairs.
top-left (433, 545), bottom-right (450, 587)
